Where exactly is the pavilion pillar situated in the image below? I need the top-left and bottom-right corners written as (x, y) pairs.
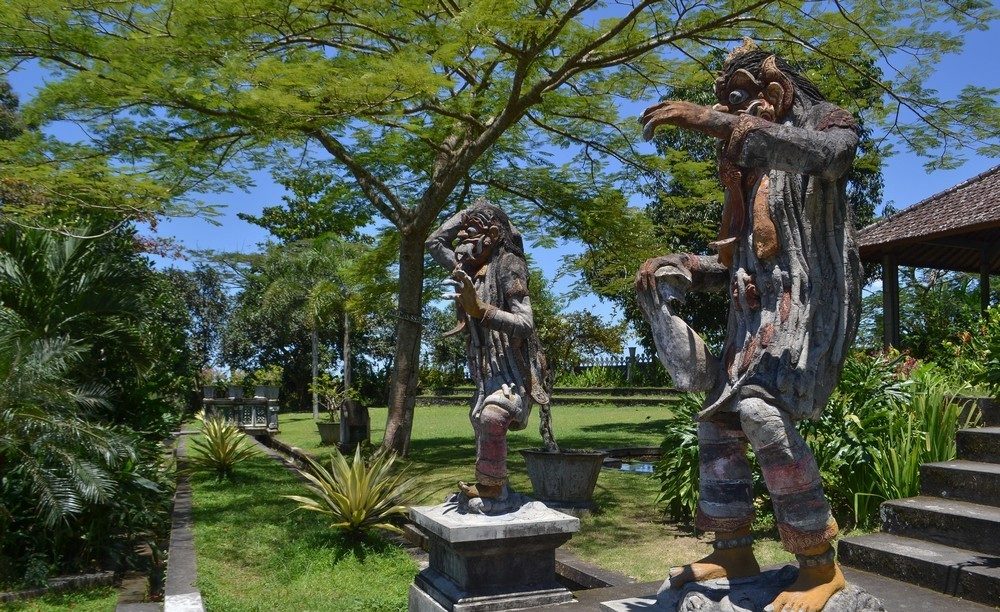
top-left (982, 246), bottom-right (992, 315)
top-left (882, 254), bottom-right (900, 348)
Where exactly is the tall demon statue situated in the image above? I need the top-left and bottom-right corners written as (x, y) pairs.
top-left (637, 41), bottom-right (861, 611)
top-left (426, 201), bottom-right (549, 514)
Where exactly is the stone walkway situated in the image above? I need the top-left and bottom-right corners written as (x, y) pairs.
top-left (158, 433), bottom-right (204, 612)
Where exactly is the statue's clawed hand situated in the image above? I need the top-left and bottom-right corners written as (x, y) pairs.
top-left (445, 268), bottom-right (485, 318)
top-left (635, 255), bottom-right (692, 291)
top-left (640, 100), bottom-right (736, 141)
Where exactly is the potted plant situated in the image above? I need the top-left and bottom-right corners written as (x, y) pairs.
top-left (313, 374), bottom-right (352, 446)
top-left (520, 401), bottom-right (607, 512)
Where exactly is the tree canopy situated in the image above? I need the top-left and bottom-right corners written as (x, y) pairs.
top-left (1, 0), bottom-right (996, 452)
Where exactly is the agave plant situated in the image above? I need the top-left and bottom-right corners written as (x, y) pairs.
top-left (188, 416), bottom-right (260, 480)
top-left (284, 445), bottom-right (412, 536)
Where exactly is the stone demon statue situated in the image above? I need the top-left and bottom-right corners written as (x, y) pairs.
top-left (426, 201), bottom-right (549, 514)
top-left (637, 41), bottom-right (862, 611)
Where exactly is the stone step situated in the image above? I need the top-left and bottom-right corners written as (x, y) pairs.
top-left (838, 532), bottom-right (1000, 608)
top-left (957, 396), bottom-right (1000, 427)
top-left (920, 460), bottom-right (1000, 507)
top-left (957, 427), bottom-right (1000, 463)
top-left (881, 496), bottom-right (1000, 556)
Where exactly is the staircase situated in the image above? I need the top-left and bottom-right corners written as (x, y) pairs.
top-left (839, 397), bottom-right (1000, 607)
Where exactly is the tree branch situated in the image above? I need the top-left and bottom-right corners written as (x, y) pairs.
top-left (308, 129), bottom-right (406, 226)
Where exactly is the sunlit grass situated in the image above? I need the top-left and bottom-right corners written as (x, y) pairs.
top-left (276, 403), bottom-right (795, 582)
top-left (189, 450), bottom-right (417, 611)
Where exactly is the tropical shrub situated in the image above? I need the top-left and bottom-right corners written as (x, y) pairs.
top-left (0, 333), bottom-right (171, 586)
top-left (0, 221), bottom-right (189, 585)
top-left (942, 306), bottom-right (1000, 397)
top-left (856, 364), bottom-right (978, 522)
top-left (285, 445), bottom-right (412, 536)
top-left (556, 366), bottom-right (624, 388)
top-left (654, 392), bottom-right (702, 521)
top-left (188, 416), bottom-right (260, 480)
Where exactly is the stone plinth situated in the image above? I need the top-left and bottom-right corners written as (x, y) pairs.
top-left (600, 565), bottom-right (885, 612)
top-left (409, 497), bottom-right (580, 611)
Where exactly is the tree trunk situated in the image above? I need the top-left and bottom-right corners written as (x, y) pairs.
top-left (311, 327), bottom-right (319, 420)
top-left (382, 229), bottom-right (425, 456)
top-left (343, 311), bottom-right (351, 390)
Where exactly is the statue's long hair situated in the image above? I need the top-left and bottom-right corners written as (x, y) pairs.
top-left (720, 50), bottom-right (826, 104)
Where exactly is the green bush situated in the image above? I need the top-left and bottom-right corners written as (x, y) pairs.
top-left (938, 306), bottom-right (1000, 397)
top-left (556, 366), bottom-right (624, 388)
top-left (0, 225), bottom-right (187, 587)
top-left (653, 392), bottom-right (702, 521)
top-left (188, 416), bottom-right (260, 480)
top-left (418, 366), bottom-right (467, 393)
top-left (284, 445), bottom-right (413, 536)
top-left (855, 364), bottom-right (978, 522)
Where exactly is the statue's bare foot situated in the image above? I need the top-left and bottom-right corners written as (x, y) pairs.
top-left (667, 531), bottom-right (760, 589)
top-left (458, 481), bottom-right (503, 499)
top-left (766, 556), bottom-right (846, 612)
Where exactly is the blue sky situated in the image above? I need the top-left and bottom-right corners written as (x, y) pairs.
top-left (6, 13), bottom-right (998, 342)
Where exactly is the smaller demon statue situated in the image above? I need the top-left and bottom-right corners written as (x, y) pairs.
top-left (426, 200), bottom-right (549, 514)
top-left (637, 40), bottom-right (862, 612)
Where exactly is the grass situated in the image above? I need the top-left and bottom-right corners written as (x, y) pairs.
top-left (277, 404), bottom-right (796, 582)
top-left (0, 587), bottom-right (117, 611)
top-left (188, 448), bottom-right (417, 611)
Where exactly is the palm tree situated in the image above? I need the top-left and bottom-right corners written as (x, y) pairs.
top-left (0, 226), bottom-right (147, 372)
top-left (260, 236), bottom-right (366, 419)
top-left (0, 226), bottom-right (143, 525)
top-left (0, 333), bottom-right (134, 527)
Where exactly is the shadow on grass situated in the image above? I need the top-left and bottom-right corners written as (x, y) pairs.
top-left (405, 436), bottom-right (474, 468)
top-left (574, 418), bottom-right (673, 441)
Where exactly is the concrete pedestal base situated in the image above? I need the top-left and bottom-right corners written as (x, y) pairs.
top-left (600, 565), bottom-right (885, 612)
top-left (408, 498), bottom-right (580, 611)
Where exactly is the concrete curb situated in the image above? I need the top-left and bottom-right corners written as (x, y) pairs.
top-left (163, 434), bottom-right (204, 612)
top-left (0, 571), bottom-right (116, 604)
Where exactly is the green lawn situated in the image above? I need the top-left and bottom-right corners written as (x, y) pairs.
top-left (277, 404), bottom-right (795, 582)
top-left (188, 451), bottom-right (417, 612)
top-left (0, 587), bottom-right (117, 612)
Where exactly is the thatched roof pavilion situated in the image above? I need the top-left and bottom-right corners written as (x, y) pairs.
top-left (857, 164), bottom-right (1000, 347)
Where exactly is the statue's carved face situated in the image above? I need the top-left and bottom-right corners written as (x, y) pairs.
top-left (454, 215), bottom-right (501, 270)
top-left (713, 56), bottom-right (795, 123)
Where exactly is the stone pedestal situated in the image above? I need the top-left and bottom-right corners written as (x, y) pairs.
top-left (408, 497), bottom-right (580, 611)
top-left (600, 565), bottom-right (885, 612)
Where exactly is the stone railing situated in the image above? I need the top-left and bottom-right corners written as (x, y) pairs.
top-left (202, 387), bottom-right (279, 434)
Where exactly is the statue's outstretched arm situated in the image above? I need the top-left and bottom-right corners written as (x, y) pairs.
top-left (734, 118), bottom-right (858, 181)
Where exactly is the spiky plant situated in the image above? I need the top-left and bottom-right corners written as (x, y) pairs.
top-left (188, 416), bottom-right (260, 480)
top-left (653, 392), bottom-right (702, 521)
top-left (284, 445), bottom-right (412, 536)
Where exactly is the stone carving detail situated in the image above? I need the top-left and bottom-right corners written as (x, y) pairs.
top-left (426, 200), bottom-right (550, 514)
top-left (637, 39), bottom-right (868, 611)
